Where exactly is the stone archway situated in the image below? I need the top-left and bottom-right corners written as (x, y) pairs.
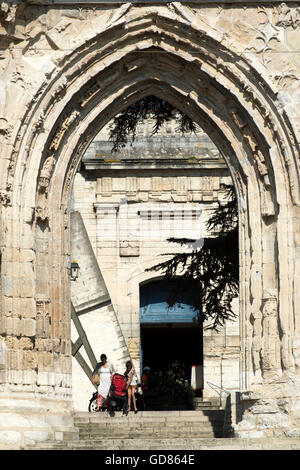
top-left (1, 4), bottom-right (300, 446)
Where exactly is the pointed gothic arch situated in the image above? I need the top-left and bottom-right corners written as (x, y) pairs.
top-left (1, 5), bottom-right (300, 444)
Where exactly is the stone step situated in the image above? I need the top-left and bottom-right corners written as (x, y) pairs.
top-left (194, 405), bottom-right (222, 410)
top-left (78, 430), bottom-right (218, 439)
top-left (76, 419), bottom-right (221, 427)
top-left (74, 410), bottom-right (225, 422)
top-left (74, 410), bottom-right (225, 441)
top-left (76, 422), bottom-right (222, 431)
top-left (26, 437), bottom-right (300, 451)
top-left (74, 410), bottom-right (225, 420)
top-left (77, 424), bottom-right (220, 435)
top-left (75, 425), bottom-right (224, 436)
top-left (193, 398), bottom-right (222, 407)
top-left (25, 410), bottom-right (227, 449)
top-left (75, 416), bottom-right (225, 425)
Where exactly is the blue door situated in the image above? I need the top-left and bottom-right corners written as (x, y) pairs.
top-left (140, 280), bottom-right (197, 324)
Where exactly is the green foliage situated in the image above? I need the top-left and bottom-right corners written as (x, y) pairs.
top-left (109, 95), bottom-right (196, 152)
top-left (149, 360), bottom-right (195, 403)
top-left (147, 184), bottom-right (239, 331)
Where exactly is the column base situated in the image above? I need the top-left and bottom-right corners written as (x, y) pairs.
top-left (232, 379), bottom-right (300, 438)
top-left (0, 391), bottom-right (78, 449)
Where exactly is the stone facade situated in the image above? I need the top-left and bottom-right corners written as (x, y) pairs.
top-left (0, 0), bottom-right (300, 447)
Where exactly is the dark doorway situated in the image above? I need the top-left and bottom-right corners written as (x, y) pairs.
top-left (140, 280), bottom-right (204, 406)
top-left (141, 324), bottom-right (203, 384)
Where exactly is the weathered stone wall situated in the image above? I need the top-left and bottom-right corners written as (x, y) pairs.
top-left (0, 1), bottom-right (300, 446)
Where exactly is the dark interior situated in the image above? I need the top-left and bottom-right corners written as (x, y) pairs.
top-left (140, 324), bottom-right (203, 383)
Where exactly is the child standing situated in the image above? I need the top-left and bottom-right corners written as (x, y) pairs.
top-left (125, 360), bottom-right (138, 414)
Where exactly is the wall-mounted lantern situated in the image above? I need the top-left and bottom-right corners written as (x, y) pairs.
top-left (69, 259), bottom-right (80, 281)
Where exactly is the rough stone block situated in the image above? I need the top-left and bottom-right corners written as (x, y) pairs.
top-left (21, 298), bottom-right (36, 318)
top-left (226, 336), bottom-right (240, 347)
top-left (24, 430), bottom-right (51, 445)
top-left (0, 430), bottom-right (21, 447)
top-left (19, 337), bottom-right (34, 350)
top-left (24, 351), bottom-right (37, 370)
top-left (23, 370), bottom-right (36, 385)
top-left (37, 371), bottom-right (49, 386)
top-left (20, 277), bottom-right (35, 298)
top-left (235, 430), bottom-right (265, 439)
top-left (257, 413), bottom-right (290, 429)
top-left (19, 249), bottom-right (35, 263)
top-left (23, 319), bottom-right (36, 337)
top-left (249, 399), bottom-right (279, 414)
top-left (9, 369), bottom-right (24, 384)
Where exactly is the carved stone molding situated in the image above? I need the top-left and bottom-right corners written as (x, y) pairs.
top-left (36, 156), bottom-right (56, 222)
top-left (0, 117), bottom-right (13, 141)
top-left (276, 2), bottom-right (300, 29)
top-left (0, 1), bottom-right (17, 26)
top-left (229, 109), bottom-right (275, 215)
top-left (79, 81), bottom-right (102, 108)
top-left (261, 289), bottom-right (281, 375)
top-left (12, 2), bottom-right (297, 212)
top-left (0, 189), bottom-right (11, 206)
top-left (49, 110), bottom-right (80, 152)
top-left (38, 156), bottom-right (56, 189)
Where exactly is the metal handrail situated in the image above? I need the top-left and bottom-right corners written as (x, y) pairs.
top-left (206, 381), bottom-right (231, 397)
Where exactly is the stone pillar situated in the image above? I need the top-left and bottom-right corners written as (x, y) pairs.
top-left (0, 210), bottom-right (78, 449)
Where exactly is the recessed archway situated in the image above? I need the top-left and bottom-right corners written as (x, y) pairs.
top-left (2, 6), bottom-right (300, 443)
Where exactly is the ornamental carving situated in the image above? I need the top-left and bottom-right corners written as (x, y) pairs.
top-left (229, 107), bottom-right (271, 185)
top-left (0, 118), bottom-right (13, 141)
top-left (49, 110), bottom-right (80, 152)
top-left (38, 156), bottom-right (56, 192)
top-left (36, 156), bottom-right (56, 222)
top-left (0, 1), bottom-right (17, 26)
top-left (276, 3), bottom-right (300, 29)
top-left (242, 126), bottom-right (269, 179)
top-left (261, 290), bottom-right (281, 374)
top-left (0, 189), bottom-right (11, 206)
top-left (79, 81), bottom-right (102, 108)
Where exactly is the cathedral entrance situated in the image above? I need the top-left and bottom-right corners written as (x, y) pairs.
top-left (2, 2), bottom-right (300, 447)
top-left (71, 115), bottom-right (232, 410)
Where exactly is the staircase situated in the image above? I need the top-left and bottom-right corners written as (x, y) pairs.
top-left (26, 409), bottom-right (226, 450)
top-left (25, 408), bottom-right (300, 450)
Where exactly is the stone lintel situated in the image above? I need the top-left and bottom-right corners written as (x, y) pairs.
top-left (83, 159), bottom-right (227, 171)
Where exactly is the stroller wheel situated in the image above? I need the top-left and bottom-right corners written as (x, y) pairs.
top-left (109, 409), bottom-right (115, 417)
top-left (88, 397), bottom-right (98, 413)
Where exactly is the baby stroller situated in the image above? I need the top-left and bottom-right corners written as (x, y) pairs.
top-left (88, 373), bottom-right (128, 417)
top-left (107, 373), bottom-right (128, 417)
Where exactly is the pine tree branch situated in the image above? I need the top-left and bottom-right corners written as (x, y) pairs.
top-left (109, 96), bottom-right (196, 152)
top-left (147, 185), bottom-right (239, 331)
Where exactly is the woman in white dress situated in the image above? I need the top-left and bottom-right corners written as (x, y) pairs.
top-left (93, 354), bottom-right (115, 410)
top-left (125, 360), bottom-right (138, 414)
